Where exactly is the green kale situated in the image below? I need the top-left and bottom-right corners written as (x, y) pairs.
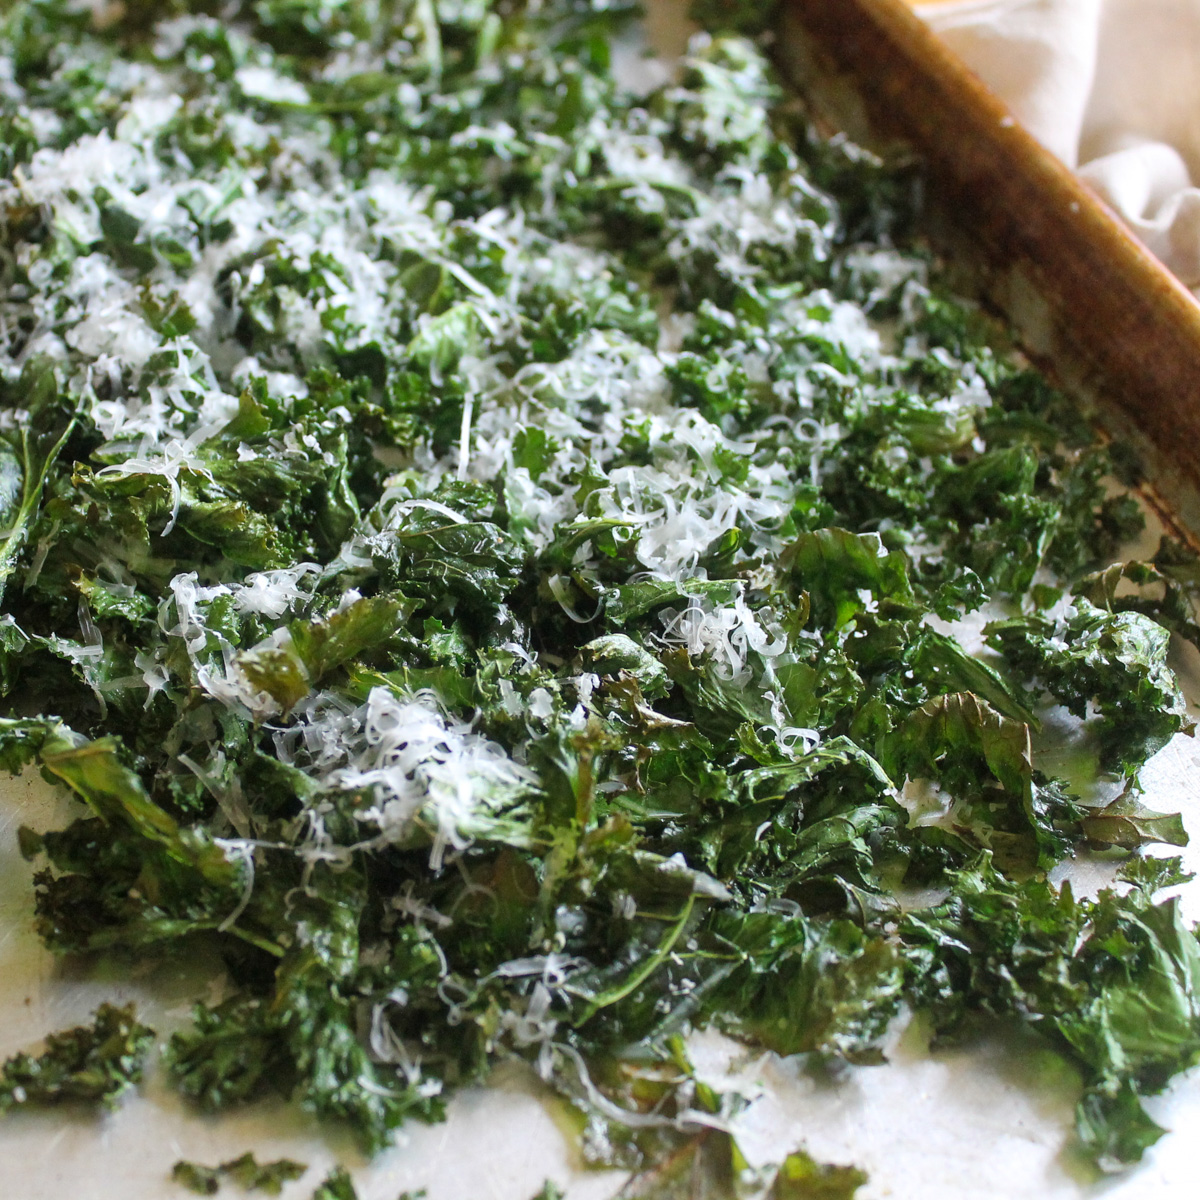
top-left (172, 1153), bottom-right (308, 1196)
top-left (1074, 545), bottom-right (1200, 648)
top-left (771, 1149), bottom-right (869, 1200)
top-left (311, 1166), bottom-right (358, 1200)
top-left (173, 1162), bottom-right (222, 1196)
top-left (615, 1130), bottom-right (867, 1199)
top-left (0, 1002), bottom-right (154, 1110)
top-left (0, 0), bottom-right (1195, 1186)
top-left (902, 856), bottom-right (1200, 1171)
top-left (985, 601), bottom-right (1194, 775)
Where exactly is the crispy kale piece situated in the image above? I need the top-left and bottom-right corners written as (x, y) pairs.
top-left (173, 1162), bottom-right (223, 1196)
top-left (0, 357), bottom-right (76, 606)
top-left (172, 1154), bottom-right (307, 1196)
top-left (0, 1002), bottom-right (154, 1111)
top-left (311, 1167), bottom-right (358, 1200)
top-left (902, 856), bottom-right (1200, 1171)
top-left (1074, 539), bottom-right (1200, 649)
top-left (615, 1130), bottom-right (868, 1199)
top-left (985, 601), bottom-right (1194, 776)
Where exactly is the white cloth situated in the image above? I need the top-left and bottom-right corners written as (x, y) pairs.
top-left (916, 0), bottom-right (1200, 291)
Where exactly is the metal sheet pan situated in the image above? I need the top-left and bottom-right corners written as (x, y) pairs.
top-left (775, 0), bottom-right (1200, 540)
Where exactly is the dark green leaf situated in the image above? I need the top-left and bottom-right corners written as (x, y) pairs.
top-left (0, 1003), bottom-right (155, 1111)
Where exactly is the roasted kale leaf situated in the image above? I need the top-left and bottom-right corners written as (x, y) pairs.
top-left (0, 1002), bottom-right (154, 1111)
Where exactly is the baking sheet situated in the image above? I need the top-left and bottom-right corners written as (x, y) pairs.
top-left (1, 3), bottom-right (1199, 1195)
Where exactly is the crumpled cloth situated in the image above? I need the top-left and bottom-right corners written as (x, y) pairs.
top-left (914, 0), bottom-right (1200, 293)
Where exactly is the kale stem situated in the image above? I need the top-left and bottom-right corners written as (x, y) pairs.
top-left (0, 413), bottom-right (76, 605)
top-left (572, 894), bottom-right (696, 1027)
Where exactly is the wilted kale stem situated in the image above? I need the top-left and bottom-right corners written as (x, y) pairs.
top-left (573, 895), bottom-right (696, 1027)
